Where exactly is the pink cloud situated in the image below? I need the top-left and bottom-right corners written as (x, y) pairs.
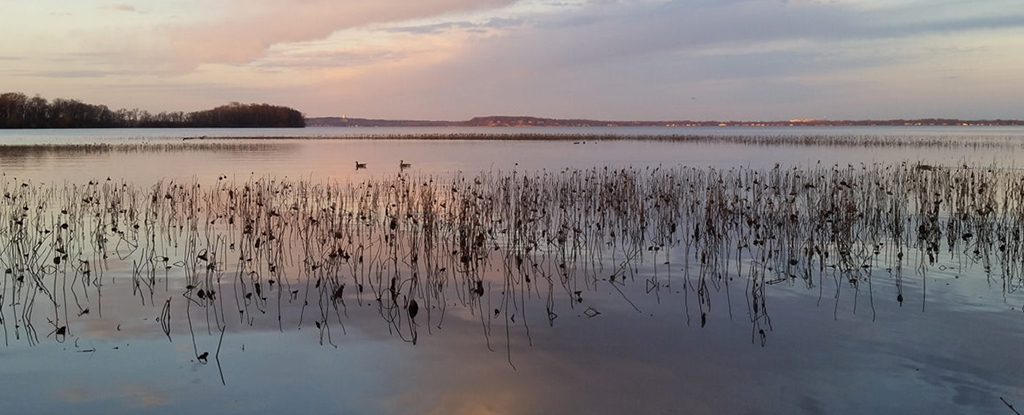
top-left (164, 0), bottom-right (515, 71)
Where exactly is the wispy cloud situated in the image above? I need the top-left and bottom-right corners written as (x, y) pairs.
top-left (380, 17), bottom-right (524, 35)
top-left (4, 0), bottom-right (1022, 119)
top-left (283, 0), bottom-right (1024, 119)
top-left (254, 50), bottom-right (407, 70)
top-left (498, 0), bottom-right (1024, 70)
top-left (101, 3), bottom-right (138, 13)
top-left (17, 70), bottom-right (111, 79)
top-left (161, 0), bottom-right (516, 71)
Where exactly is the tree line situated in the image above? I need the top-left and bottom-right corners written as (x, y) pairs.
top-left (0, 92), bottom-right (305, 128)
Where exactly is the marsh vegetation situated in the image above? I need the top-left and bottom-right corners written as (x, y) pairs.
top-left (5, 129), bottom-right (1024, 414)
top-left (3, 160), bottom-right (1024, 354)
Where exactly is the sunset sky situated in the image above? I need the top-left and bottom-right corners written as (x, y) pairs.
top-left (1, 0), bottom-right (1022, 120)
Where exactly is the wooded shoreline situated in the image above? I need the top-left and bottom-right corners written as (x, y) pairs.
top-left (0, 92), bottom-right (304, 129)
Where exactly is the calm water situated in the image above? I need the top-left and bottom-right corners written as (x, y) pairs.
top-left (2, 126), bottom-right (1024, 415)
top-left (2, 126), bottom-right (1023, 184)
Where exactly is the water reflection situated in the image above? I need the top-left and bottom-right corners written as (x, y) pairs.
top-left (4, 136), bottom-right (1024, 414)
top-left (1, 133), bottom-right (1024, 186)
top-left (0, 141), bottom-right (293, 167)
top-left (2, 125), bottom-right (1024, 142)
top-left (3, 163), bottom-right (1024, 350)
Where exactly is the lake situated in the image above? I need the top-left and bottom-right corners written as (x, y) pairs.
top-left (2, 126), bottom-right (1024, 415)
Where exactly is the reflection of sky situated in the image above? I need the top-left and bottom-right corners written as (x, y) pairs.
top-left (4, 135), bottom-right (1024, 413)
top-left (373, 278), bottom-right (1024, 415)
top-left (3, 236), bottom-right (1023, 414)
top-left (5, 295), bottom-right (1024, 414)
top-left (3, 129), bottom-right (1024, 185)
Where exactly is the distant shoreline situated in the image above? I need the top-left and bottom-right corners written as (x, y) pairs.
top-left (306, 115), bottom-right (1024, 128)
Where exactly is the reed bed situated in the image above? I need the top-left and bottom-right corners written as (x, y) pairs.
top-left (253, 133), bottom-right (1024, 149)
top-left (0, 141), bottom-right (292, 158)
top-left (1, 162), bottom-right (1023, 352)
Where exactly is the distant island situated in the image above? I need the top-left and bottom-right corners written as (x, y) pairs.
top-left (308, 115), bottom-right (1024, 128)
top-left (0, 92), bottom-right (304, 128)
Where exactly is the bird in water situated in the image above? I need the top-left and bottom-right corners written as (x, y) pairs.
top-left (355, 161), bottom-right (367, 170)
top-left (399, 160), bottom-right (411, 170)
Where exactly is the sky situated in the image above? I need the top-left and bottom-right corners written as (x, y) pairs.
top-left (1, 0), bottom-right (1022, 120)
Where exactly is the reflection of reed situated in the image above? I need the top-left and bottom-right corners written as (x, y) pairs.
top-left (0, 141), bottom-right (294, 161)
top-left (2, 162), bottom-right (1024, 354)
top-left (278, 133), bottom-right (1024, 149)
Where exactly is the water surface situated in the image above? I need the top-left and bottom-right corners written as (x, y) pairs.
top-left (1, 127), bottom-right (1024, 415)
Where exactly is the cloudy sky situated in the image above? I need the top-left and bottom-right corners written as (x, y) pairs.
top-left (1, 0), bottom-right (1022, 120)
